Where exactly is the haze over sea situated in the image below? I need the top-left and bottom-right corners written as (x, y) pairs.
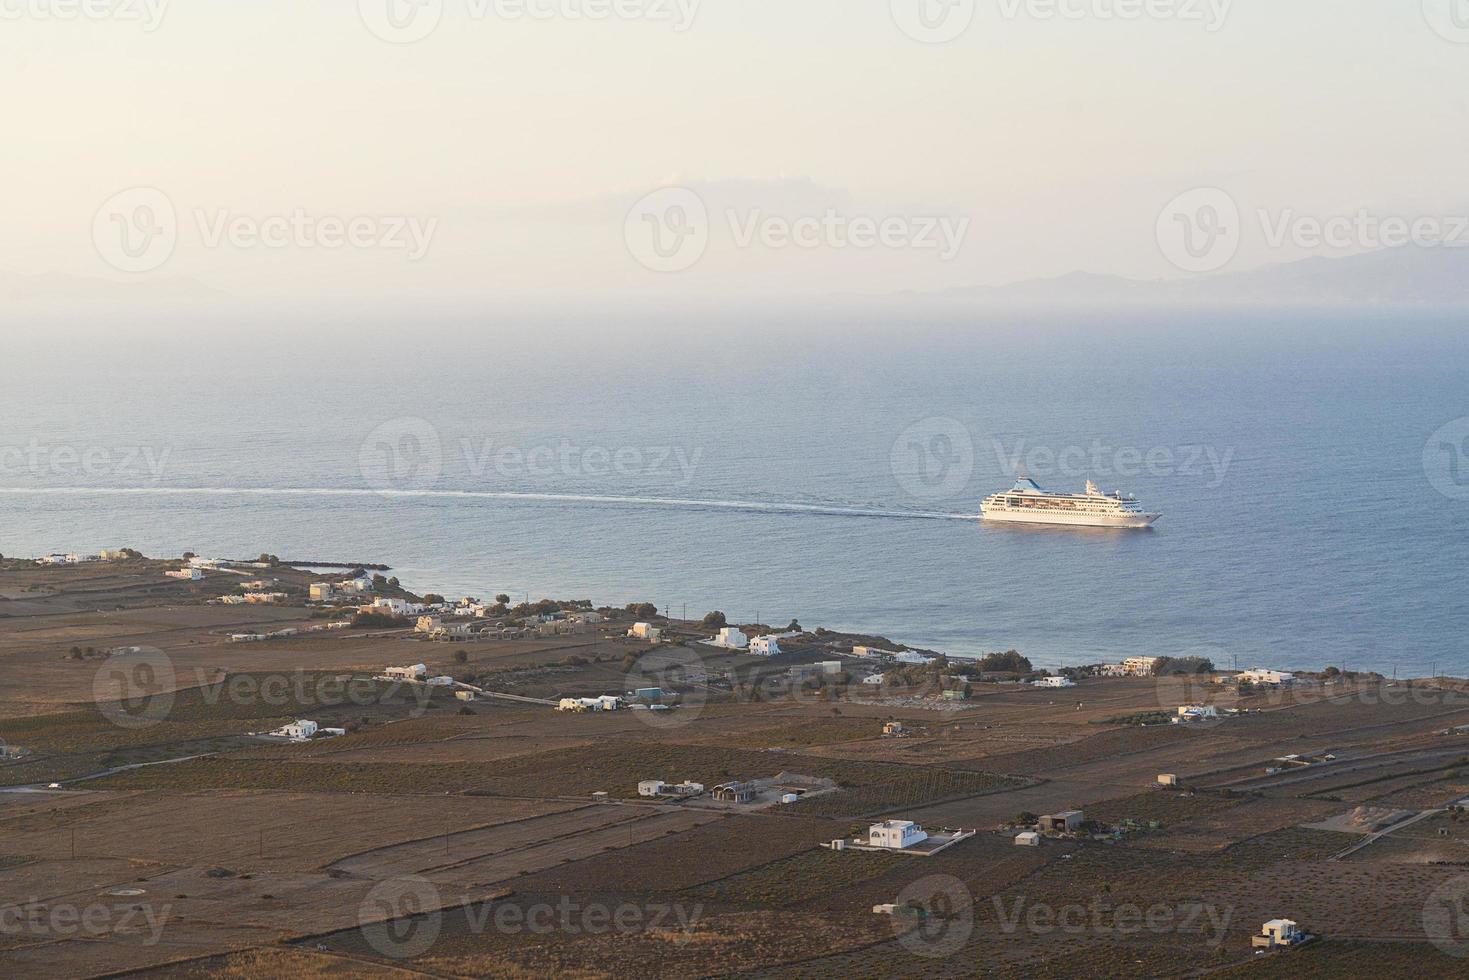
top-left (5, 310), bottom-right (1467, 676)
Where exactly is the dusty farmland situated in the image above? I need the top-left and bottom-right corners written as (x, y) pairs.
top-left (3, 559), bottom-right (1469, 977)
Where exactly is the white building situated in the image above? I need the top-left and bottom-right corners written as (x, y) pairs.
top-left (1123, 656), bottom-right (1162, 676)
top-left (165, 568), bottom-right (203, 581)
top-left (749, 636), bottom-right (781, 657)
top-left (818, 661), bottom-right (843, 675)
top-left (895, 651), bottom-right (934, 666)
top-left (309, 583), bottom-right (337, 601)
top-left (1237, 668), bottom-right (1295, 686)
top-left (558, 695), bottom-right (622, 712)
top-left (1176, 704), bottom-right (1219, 721)
top-left (383, 663), bottom-right (428, 681)
top-left (369, 597), bottom-right (422, 617)
top-left (862, 673), bottom-right (886, 686)
top-left (852, 646), bottom-right (896, 658)
top-left (1253, 919), bottom-right (1305, 949)
top-left (628, 622), bottom-right (663, 642)
top-left (638, 780), bottom-right (666, 797)
top-left (415, 616), bottom-right (443, 634)
top-left (715, 627), bottom-right (748, 649)
top-left (868, 820), bottom-right (928, 850)
top-left (1015, 831), bottom-right (1041, 847)
top-left (1033, 676), bottom-right (1075, 688)
top-left (280, 720), bottom-right (318, 740)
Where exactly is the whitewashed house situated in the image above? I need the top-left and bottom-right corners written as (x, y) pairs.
top-left (749, 636), bottom-right (781, 657)
top-left (715, 627), bottom-right (748, 649)
top-left (868, 820), bottom-right (928, 850)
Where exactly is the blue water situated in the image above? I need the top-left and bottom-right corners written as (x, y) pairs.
top-left (4, 310), bottom-right (1467, 674)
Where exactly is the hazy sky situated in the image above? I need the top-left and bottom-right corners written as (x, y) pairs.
top-left (4, 1), bottom-right (1468, 309)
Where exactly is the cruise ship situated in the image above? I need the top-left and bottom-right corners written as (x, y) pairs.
top-left (980, 477), bottom-right (1160, 528)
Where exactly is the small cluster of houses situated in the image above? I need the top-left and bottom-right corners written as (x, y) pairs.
top-left (377, 663), bottom-right (455, 686)
top-left (229, 628), bottom-right (307, 643)
top-left (637, 779), bottom-right (705, 798)
top-left (165, 568), bottom-right (204, 581)
top-left (1032, 675), bottom-right (1075, 688)
top-left (1099, 656), bottom-right (1164, 677)
top-left (1015, 810), bottom-right (1085, 846)
top-left (1174, 703), bottom-right (1220, 723)
top-left (557, 695), bottom-right (622, 713)
top-left (308, 578), bottom-right (377, 603)
top-left (215, 592), bottom-right (286, 605)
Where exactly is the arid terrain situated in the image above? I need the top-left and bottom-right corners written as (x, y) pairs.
top-left (2, 556), bottom-right (1468, 978)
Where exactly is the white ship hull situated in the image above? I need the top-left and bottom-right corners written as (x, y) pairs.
top-left (980, 507), bottom-right (1159, 529)
top-left (980, 476), bottom-right (1160, 529)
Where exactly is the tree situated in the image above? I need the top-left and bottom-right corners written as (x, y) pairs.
top-left (496, 594), bottom-right (511, 605)
top-left (702, 611), bottom-right (727, 628)
top-left (1324, 665), bottom-right (1341, 677)
top-left (371, 573), bottom-right (389, 589)
top-left (785, 619), bottom-right (802, 632)
top-left (626, 602), bottom-right (658, 619)
top-left (979, 650), bottom-right (1033, 674)
top-left (387, 577), bottom-right (401, 590)
top-left (423, 594), bottom-right (445, 605)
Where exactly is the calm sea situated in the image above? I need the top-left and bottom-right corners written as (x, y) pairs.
top-left (4, 309), bottom-right (1466, 675)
